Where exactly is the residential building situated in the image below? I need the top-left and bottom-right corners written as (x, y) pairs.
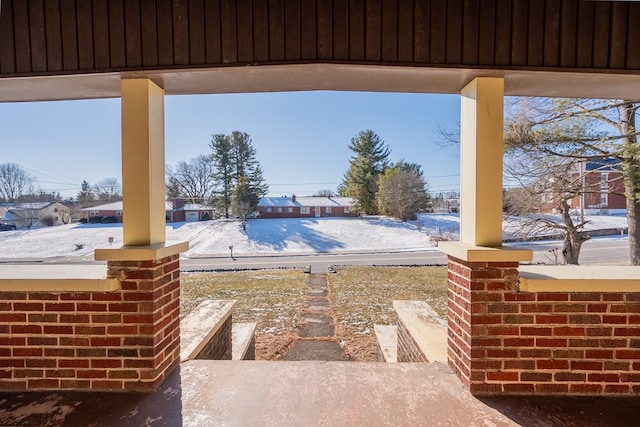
top-left (1, 202), bottom-right (71, 228)
top-left (572, 159), bottom-right (626, 214)
top-left (258, 195), bottom-right (357, 219)
top-left (82, 200), bottom-right (214, 223)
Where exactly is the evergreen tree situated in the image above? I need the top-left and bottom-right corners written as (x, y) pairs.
top-left (210, 131), bottom-right (269, 220)
top-left (76, 180), bottom-right (95, 208)
top-left (339, 130), bottom-right (390, 214)
top-left (210, 134), bottom-right (234, 218)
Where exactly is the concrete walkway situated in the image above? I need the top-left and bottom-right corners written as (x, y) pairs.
top-left (280, 273), bottom-right (350, 361)
top-left (1, 360), bottom-right (638, 426)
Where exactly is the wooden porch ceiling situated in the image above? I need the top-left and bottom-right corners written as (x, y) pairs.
top-left (2, 64), bottom-right (640, 103)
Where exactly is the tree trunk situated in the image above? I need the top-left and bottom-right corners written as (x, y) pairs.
top-left (559, 199), bottom-right (588, 265)
top-left (620, 103), bottom-right (640, 265)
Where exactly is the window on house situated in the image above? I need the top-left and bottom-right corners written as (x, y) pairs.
top-left (601, 193), bottom-right (608, 207)
top-left (286, 207), bottom-right (293, 213)
top-left (90, 211), bottom-right (99, 217)
top-left (276, 207), bottom-right (282, 213)
top-left (326, 207), bottom-right (332, 213)
top-left (116, 210), bottom-right (122, 216)
top-left (300, 207), bottom-right (310, 214)
top-left (601, 173), bottom-right (609, 188)
top-left (344, 207), bottom-right (350, 213)
top-left (266, 208), bottom-right (272, 213)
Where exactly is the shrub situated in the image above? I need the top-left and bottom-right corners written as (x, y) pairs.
top-left (102, 216), bottom-right (117, 224)
top-left (40, 215), bottom-right (55, 227)
top-left (88, 216), bottom-right (103, 224)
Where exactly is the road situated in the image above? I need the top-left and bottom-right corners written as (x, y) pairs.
top-left (181, 236), bottom-right (631, 272)
top-left (1, 236), bottom-right (629, 272)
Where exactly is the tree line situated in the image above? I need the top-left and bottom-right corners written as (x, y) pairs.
top-left (166, 131), bottom-right (268, 230)
top-left (338, 129), bottom-right (431, 221)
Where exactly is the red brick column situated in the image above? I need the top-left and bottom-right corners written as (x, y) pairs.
top-left (0, 254), bottom-right (180, 392)
top-left (105, 255), bottom-right (181, 392)
top-left (447, 256), bottom-right (520, 394)
top-left (447, 255), bottom-right (640, 395)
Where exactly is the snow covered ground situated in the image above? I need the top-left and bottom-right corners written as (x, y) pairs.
top-left (0, 214), bottom-right (628, 259)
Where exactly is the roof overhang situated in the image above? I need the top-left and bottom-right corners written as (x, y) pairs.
top-left (2, 64), bottom-right (640, 103)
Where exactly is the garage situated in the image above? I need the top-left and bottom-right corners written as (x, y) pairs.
top-left (185, 212), bottom-right (199, 222)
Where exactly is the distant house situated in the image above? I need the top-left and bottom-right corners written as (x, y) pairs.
top-left (2, 202), bottom-right (71, 228)
top-left (572, 159), bottom-right (626, 214)
top-left (258, 195), bottom-right (357, 219)
top-left (170, 199), bottom-right (214, 222)
top-left (82, 199), bottom-right (214, 223)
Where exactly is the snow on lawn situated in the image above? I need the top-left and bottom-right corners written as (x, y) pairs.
top-left (0, 213), bottom-right (629, 259)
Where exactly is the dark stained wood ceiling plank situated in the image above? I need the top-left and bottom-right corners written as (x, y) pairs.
top-left (220, 0), bottom-right (238, 63)
top-left (526, 0), bottom-right (543, 67)
top-left (12, 0), bottom-right (32, 73)
top-left (237, 0), bottom-right (255, 63)
top-left (461, 0), bottom-right (479, 66)
top-left (173, 0), bottom-right (190, 65)
top-left (300, 0), bottom-right (317, 60)
top-left (124, 0), bottom-right (142, 67)
top-left (189, 0), bottom-right (206, 65)
top-left (270, 0), bottom-right (286, 61)
top-left (543, 0), bottom-right (560, 67)
top-left (494, 0), bottom-right (511, 66)
top-left (108, 0), bottom-right (127, 68)
top-left (0, 0), bottom-right (16, 74)
top-left (284, 0), bottom-right (301, 61)
top-left (204, 0), bottom-right (222, 64)
top-left (28, 0), bottom-right (48, 72)
top-left (349, 0), bottom-right (366, 61)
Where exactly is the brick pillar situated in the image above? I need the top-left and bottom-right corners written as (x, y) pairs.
top-left (105, 254), bottom-right (181, 392)
top-left (447, 256), bottom-right (520, 394)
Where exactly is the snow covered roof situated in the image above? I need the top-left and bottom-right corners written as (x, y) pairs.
top-left (173, 203), bottom-right (213, 211)
top-left (258, 196), bottom-right (355, 208)
top-left (585, 158), bottom-right (622, 172)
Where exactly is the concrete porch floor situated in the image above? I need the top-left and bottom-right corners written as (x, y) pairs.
top-left (1, 360), bottom-right (638, 426)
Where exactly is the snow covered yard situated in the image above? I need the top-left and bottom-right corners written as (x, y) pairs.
top-left (0, 213), bottom-right (628, 259)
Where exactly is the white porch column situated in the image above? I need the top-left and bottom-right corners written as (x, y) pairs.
top-left (120, 79), bottom-right (166, 246)
top-left (459, 77), bottom-right (504, 247)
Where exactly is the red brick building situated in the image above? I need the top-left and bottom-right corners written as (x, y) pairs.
top-left (258, 195), bottom-right (357, 219)
top-left (571, 159), bottom-right (626, 214)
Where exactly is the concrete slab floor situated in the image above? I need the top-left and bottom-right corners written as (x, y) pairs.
top-left (1, 361), bottom-right (638, 427)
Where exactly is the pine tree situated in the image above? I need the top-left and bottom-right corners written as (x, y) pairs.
top-left (210, 131), bottom-right (269, 220)
top-left (76, 180), bottom-right (95, 208)
top-left (210, 134), bottom-right (234, 218)
top-left (339, 130), bottom-right (391, 214)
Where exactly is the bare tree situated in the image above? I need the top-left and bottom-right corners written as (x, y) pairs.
top-left (504, 151), bottom-right (590, 264)
top-left (0, 163), bottom-right (36, 203)
top-left (377, 165), bottom-right (431, 221)
top-left (505, 97), bottom-right (640, 264)
top-left (232, 176), bottom-right (252, 231)
top-left (312, 189), bottom-right (334, 197)
top-left (94, 178), bottom-right (121, 203)
top-left (166, 155), bottom-right (215, 204)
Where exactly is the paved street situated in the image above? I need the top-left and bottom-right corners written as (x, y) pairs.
top-left (181, 236), bottom-right (631, 272)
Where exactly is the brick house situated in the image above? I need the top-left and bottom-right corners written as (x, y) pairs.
top-left (257, 195), bottom-right (357, 219)
top-left (170, 199), bottom-right (214, 222)
top-left (572, 159), bottom-right (626, 214)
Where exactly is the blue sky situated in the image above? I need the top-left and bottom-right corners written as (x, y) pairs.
top-left (0, 91), bottom-right (461, 199)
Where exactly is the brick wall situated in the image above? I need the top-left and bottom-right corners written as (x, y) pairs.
top-left (397, 319), bottom-right (428, 363)
top-left (447, 256), bottom-right (640, 395)
top-left (0, 255), bottom-right (181, 392)
top-left (194, 317), bottom-right (232, 360)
